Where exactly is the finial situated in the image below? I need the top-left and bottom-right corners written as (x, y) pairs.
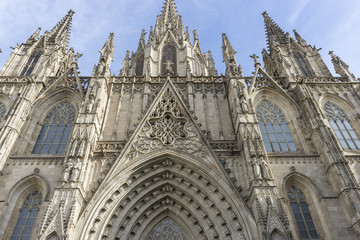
top-left (250, 54), bottom-right (260, 65)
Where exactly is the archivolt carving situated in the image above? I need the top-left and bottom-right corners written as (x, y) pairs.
top-left (126, 88), bottom-right (205, 161)
top-left (85, 159), bottom-right (246, 240)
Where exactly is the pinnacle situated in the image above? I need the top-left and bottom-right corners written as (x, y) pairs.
top-left (47, 10), bottom-right (75, 46)
top-left (262, 11), bottom-right (287, 49)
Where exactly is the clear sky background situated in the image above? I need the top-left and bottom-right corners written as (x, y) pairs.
top-left (0, 0), bottom-right (359, 77)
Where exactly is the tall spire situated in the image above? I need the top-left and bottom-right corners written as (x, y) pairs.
top-left (161, 0), bottom-right (178, 29)
top-left (262, 11), bottom-right (287, 49)
top-left (154, 0), bottom-right (183, 36)
top-left (47, 10), bottom-right (74, 47)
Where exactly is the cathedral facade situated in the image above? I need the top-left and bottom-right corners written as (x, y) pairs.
top-left (0, 0), bottom-right (359, 239)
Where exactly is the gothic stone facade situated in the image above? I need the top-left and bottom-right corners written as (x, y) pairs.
top-left (0, 1), bottom-right (359, 240)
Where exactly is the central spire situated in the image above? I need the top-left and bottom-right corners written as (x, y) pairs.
top-left (154, 0), bottom-right (183, 37)
top-left (161, 0), bottom-right (178, 28)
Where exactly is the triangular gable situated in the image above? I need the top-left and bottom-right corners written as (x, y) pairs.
top-left (247, 65), bottom-right (300, 108)
top-left (40, 210), bottom-right (65, 240)
top-left (40, 63), bottom-right (85, 98)
top-left (107, 78), bottom-right (229, 175)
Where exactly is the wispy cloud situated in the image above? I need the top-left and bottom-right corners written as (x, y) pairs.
top-left (289, 0), bottom-right (310, 24)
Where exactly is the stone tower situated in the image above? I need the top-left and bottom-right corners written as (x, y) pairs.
top-left (0, 1), bottom-right (359, 240)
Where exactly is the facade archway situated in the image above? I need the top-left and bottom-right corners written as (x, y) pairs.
top-left (76, 151), bottom-right (257, 240)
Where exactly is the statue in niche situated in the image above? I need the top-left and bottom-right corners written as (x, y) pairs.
top-left (61, 162), bottom-right (73, 182)
top-left (70, 159), bottom-right (82, 182)
top-left (252, 158), bottom-right (262, 180)
top-left (260, 157), bottom-right (270, 180)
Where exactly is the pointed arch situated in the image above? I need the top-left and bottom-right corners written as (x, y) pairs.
top-left (144, 216), bottom-right (189, 240)
top-left (252, 88), bottom-right (310, 153)
top-left (256, 100), bottom-right (296, 152)
top-left (20, 48), bottom-right (44, 76)
top-left (13, 88), bottom-right (81, 155)
top-left (161, 45), bottom-right (177, 76)
top-left (2, 174), bottom-right (48, 240)
top-left (135, 53), bottom-right (145, 76)
top-left (270, 229), bottom-right (287, 240)
top-left (194, 53), bottom-right (205, 76)
top-left (283, 172), bottom-right (329, 240)
top-left (76, 151), bottom-right (258, 240)
top-left (292, 50), bottom-right (312, 77)
top-left (32, 101), bottom-right (76, 154)
top-left (46, 231), bottom-right (60, 240)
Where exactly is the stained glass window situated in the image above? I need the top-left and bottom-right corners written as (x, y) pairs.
top-left (10, 191), bottom-right (42, 240)
top-left (293, 51), bottom-right (312, 77)
top-left (135, 53), bottom-right (144, 76)
top-left (256, 101), bottom-right (296, 152)
top-left (32, 102), bottom-right (75, 154)
top-left (0, 101), bottom-right (7, 120)
top-left (20, 52), bottom-right (41, 76)
top-left (146, 218), bottom-right (187, 240)
top-left (288, 186), bottom-right (319, 239)
top-left (324, 102), bottom-right (360, 150)
top-left (161, 45), bottom-right (177, 76)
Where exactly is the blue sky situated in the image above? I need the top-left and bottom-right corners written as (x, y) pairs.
top-left (0, 0), bottom-right (359, 77)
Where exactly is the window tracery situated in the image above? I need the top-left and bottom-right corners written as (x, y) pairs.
top-left (10, 190), bottom-right (42, 240)
top-left (135, 53), bottom-right (144, 76)
top-left (21, 51), bottom-right (42, 76)
top-left (293, 51), bottom-right (312, 77)
top-left (146, 218), bottom-right (187, 240)
top-left (287, 186), bottom-right (319, 239)
top-left (32, 101), bottom-right (75, 154)
top-left (324, 102), bottom-right (360, 150)
top-left (256, 101), bottom-right (296, 152)
top-left (161, 45), bottom-right (177, 76)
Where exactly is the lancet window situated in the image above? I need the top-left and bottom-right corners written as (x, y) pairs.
top-left (287, 186), bottom-right (319, 239)
top-left (293, 51), bottom-right (312, 77)
top-left (256, 101), bottom-right (296, 152)
top-left (20, 51), bottom-right (42, 76)
top-left (324, 102), bottom-right (360, 150)
top-left (32, 101), bottom-right (75, 154)
top-left (161, 45), bottom-right (177, 76)
top-left (135, 53), bottom-right (144, 76)
top-left (0, 101), bottom-right (7, 120)
top-left (10, 191), bottom-right (42, 240)
top-left (146, 218), bottom-right (187, 240)
top-left (194, 54), bottom-right (204, 76)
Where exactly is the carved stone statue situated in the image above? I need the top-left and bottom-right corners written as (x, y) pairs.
top-left (252, 159), bottom-right (262, 180)
top-left (260, 157), bottom-right (270, 180)
top-left (70, 159), bottom-right (82, 182)
top-left (61, 162), bottom-right (73, 182)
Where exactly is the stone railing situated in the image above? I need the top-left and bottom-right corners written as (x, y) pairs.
top-left (267, 154), bottom-right (321, 164)
top-left (45, 76), bottom-right (91, 91)
top-left (114, 75), bottom-right (224, 84)
top-left (210, 141), bottom-right (239, 151)
top-left (0, 76), bottom-right (36, 83)
top-left (7, 156), bottom-right (64, 166)
top-left (95, 141), bottom-right (126, 153)
top-left (299, 76), bottom-right (351, 83)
